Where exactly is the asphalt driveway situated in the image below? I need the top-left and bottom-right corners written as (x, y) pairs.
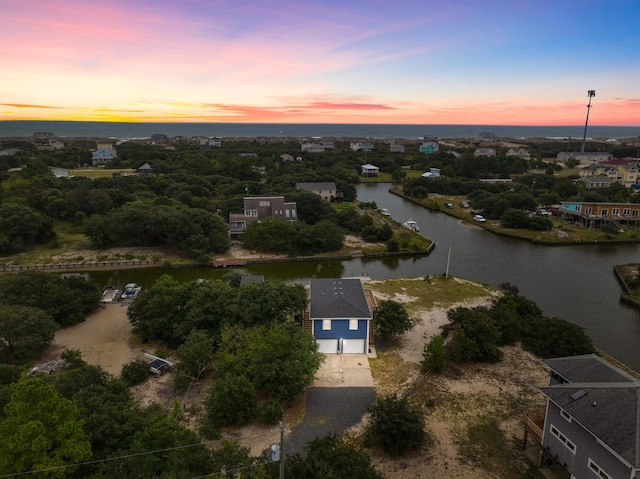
top-left (284, 354), bottom-right (376, 455)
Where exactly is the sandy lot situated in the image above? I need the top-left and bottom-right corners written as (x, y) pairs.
top-left (47, 303), bottom-right (143, 376)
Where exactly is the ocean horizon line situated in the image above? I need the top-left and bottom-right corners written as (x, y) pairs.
top-left (1, 120), bottom-right (638, 141)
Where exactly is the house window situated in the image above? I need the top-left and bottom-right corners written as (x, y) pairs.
top-left (584, 207), bottom-right (591, 214)
top-left (245, 209), bottom-right (257, 217)
top-left (588, 459), bottom-right (611, 479)
top-left (560, 409), bottom-right (572, 423)
top-left (259, 201), bottom-right (270, 207)
top-left (612, 208), bottom-right (619, 215)
top-left (633, 210), bottom-right (639, 217)
top-left (601, 209), bottom-right (608, 216)
top-left (322, 320), bottom-right (331, 331)
top-left (550, 424), bottom-right (576, 454)
top-left (623, 208), bottom-right (630, 215)
top-left (349, 319), bottom-right (358, 330)
top-left (285, 209), bottom-right (290, 219)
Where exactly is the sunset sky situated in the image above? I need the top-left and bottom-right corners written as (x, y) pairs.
top-left (1, 0), bottom-right (638, 125)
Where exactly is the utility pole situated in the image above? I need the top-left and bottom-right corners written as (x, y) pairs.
top-left (279, 420), bottom-right (285, 479)
top-left (581, 90), bottom-right (596, 153)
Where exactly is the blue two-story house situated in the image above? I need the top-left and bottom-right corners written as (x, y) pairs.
top-left (307, 278), bottom-right (374, 354)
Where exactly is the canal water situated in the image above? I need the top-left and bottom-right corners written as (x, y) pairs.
top-left (84, 183), bottom-right (640, 370)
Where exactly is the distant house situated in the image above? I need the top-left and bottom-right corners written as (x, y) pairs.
top-left (280, 153), bottom-right (295, 162)
top-left (530, 354), bottom-right (640, 479)
top-left (301, 142), bottom-right (325, 153)
top-left (33, 132), bottom-right (55, 144)
top-left (579, 161), bottom-right (638, 188)
top-left (228, 196), bottom-right (297, 236)
top-left (151, 134), bottom-right (168, 145)
top-left (91, 143), bottom-right (117, 165)
top-left (256, 136), bottom-right (269, 145)
top-left (506, 148), bottom-right (531, 160)
top-left (252, 165), bottom-right (267, 177)
top-left (189, 136), bottom-right (209, 145)
top-left (295, 182), bottom-right (342, 201)
top-left (137, 163), bottom-right (153, 176)
top-left (557, 151), bottom-right (613, 163)
top-left (448, 151), bottom-right (462, 159)
top-left (304, 278), bottom-right (376, 354)
top-left (350, 141), bottom-right (374, 152)
top-left (476, 132), bottom-right (498, 142)
top-left (474, 148), bottom-right (497, 157)
top-left (49, 166), bottom-right (69, 179)
top-left (321, 140), bottom-right (335, 150)
top-left (239, 152), bottom-right (257, 158)
top-left (421, 167), bottom-right (441, 178)
top-left (0, 148), bottom-right (21, 156)
top-left (209, 137), bottom-right (222, 147)
top-left (360, 164), bottom-right (379, 177)
top-left (419, 141), bottom-right (439, 154)
top-left (390, 144), bottom-right (405, 153)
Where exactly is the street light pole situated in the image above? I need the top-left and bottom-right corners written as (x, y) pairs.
top-left (581, 90), bottom-right (596, 153)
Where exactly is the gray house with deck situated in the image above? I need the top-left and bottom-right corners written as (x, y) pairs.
top-left (538, 354), bottom-right (640, 479)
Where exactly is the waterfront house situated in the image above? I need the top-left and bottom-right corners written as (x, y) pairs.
top-left (295, 182), bottom-right (342, 201)
top-left (390, 144), bottom-right (405, 153)
top-left (304, 278), bottom-right (376, 354)
top-left (360, 164), bottom-right (379, 177)
top-left (422, 167), bottom-right (441, 178)
top-left (579, 161), bottom-right (638, 188)
top-left (577, 175), bottom-right (614, 189)
top-left (529, 354), bottom-right (640, 479)
top-left (559, 201), bottom-right (640, 228)
top-left (229, 196), bottom-right (297, 237)
top-left (151, 133), bottom-right (168, 145)
top-left (476, 132), bottom-right (498, 142)
top-left (350, 141), bottom-right (374, 152)
top-left (33, 132), bottom-right (55, 144)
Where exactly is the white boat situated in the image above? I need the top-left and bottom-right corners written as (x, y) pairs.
top-left (404, 220), bottom-right (420, 232)
top-left (101, 285), bottom-right (120, 303)
top-left (121, 283), bottom-right (142, 299)
top-left (380, 208), bottom-right (390, 216)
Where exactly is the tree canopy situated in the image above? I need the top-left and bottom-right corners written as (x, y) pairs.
top-left (373, 300), bottom-right (413, 341)
top-left (0, 304), bottom-right (58, 362)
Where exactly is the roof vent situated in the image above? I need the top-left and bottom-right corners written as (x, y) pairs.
top-left (570, 390), bottom-right (587, 401)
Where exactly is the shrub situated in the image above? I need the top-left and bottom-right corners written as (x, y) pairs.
top-left (205, 374), bottom-right (257, 427)
top-left (366, 394), bottom-right (425, 456)
top-left (422, 335), bottom-right (445, 372)
top-left (120, 359), bottom-right (150, 386)
top-left (257, 398), bottom-right (282, 425)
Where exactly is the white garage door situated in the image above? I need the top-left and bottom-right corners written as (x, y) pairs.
top-left (342, 339), bottom-right (366, 354)
top-left (317, 339), bottom-right (338, 354)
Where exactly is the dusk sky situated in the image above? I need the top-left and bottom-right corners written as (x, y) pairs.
top-left (1, 0), bottom-right (638, 125)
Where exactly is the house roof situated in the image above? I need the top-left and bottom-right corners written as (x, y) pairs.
top-left (309, 278), bottom-right (372, 320)
top-left (361, 164), bottom-right (378, 169)
top-left (581, 175), bottom-right (614, 185)
top-left (296, 182), bottom-right (337, 191)
top-left (138, 163), bottom-right (152, 170)
top-left (541, 354), bottom-right (640, 468)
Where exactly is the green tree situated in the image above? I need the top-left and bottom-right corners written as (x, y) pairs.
top-left (0, 378), bottom-right (92, 478)
top-left (121, 359), bottom-right (151, 386)
top-left (501, 208), bottom-right (531, 229)
top-left (216, 323), bottom-right (323, 403)
top-left (442, 307), bottom-right (503, 363)
top-left (243, 217), bottom-right (295, 253)
top-left (231, 281), bottom-right (308, 327)
top-left (205, 373), bottom-right (257, 427)
top-left (373, 300), bottom-right (413, 341)
top-left (0, 304), bottom-right (58, 361)
top-left (0, 203), bottom-right (55, 252)
top-left (522, 316), bottom-right (594, 358)
top-left (366, 394), bottom-right (426, 456)
top-left (422, 335), bottom-right (445, 372)
top-left (287, 435), bottom-right (384, 479)
top-left (175, 330), bottom-right (214, 390)
top-left (0, 272), bottom-right (100, 327)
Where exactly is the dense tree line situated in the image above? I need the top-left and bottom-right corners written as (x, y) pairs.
top-left (437, 286), bottom-right (594, 364)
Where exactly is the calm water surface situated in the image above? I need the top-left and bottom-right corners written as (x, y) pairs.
top-left (84, 183), bottom-right (640, 370)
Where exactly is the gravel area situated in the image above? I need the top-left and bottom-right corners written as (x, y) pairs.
top-left (284, 386), bottom-right (376, 456)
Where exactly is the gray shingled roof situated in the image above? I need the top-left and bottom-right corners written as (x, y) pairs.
top-left (309, 278), bottom-right (371, 319)
top-left (541, 354), bottom-right (640, 468)
top-left (543, 354), bottom-right (634, 383)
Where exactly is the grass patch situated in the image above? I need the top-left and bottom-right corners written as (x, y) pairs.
top-left (368, 349), bottom-right (416, 395)
top-left (368, 276), bottom-right (493, 317)
top-left (457, 415), bottom-right (545, 479)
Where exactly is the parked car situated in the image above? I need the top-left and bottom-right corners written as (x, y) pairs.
top-left (537, 209), bottom-right (551, 217)
top-left (445, 202), bottom-right (454, 209)
top-left (459, 201), bottom-right (470, 208)
top-left (473, 215), bottom-right (487, 222)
